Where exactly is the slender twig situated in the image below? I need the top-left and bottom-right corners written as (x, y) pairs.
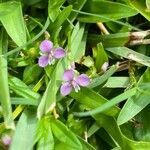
top-left (129, 39), bottom-right (150, 46)
top-left (84, 131), bottom-right (88, 142)
top-left (97, 22), bottom-right (109, 35)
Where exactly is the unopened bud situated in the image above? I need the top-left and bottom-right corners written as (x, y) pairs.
top-left (101, 62), bottom-right (109, 72)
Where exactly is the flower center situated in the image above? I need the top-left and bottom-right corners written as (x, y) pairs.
top-left (71, 80), bottom-right (80, 92)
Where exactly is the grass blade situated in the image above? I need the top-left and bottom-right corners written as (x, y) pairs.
top-left (73, 88), bottom-right (136, 117)
top-left (0, 56), bottom-right (14, 129)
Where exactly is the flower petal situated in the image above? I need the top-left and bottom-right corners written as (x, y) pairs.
top-left (2, 135), bottom-right (11, 145)
top-left (63, 69), bottom-right (74, 81)
top-left (40, 40), bottom-right (53, 53)
top-left (75, 74), bottom-right (90, 86)
top-left (38, 56), bottom-right (49, 67)
top-left (60, 82), bottom-right (72, 96)
top-left (53, 47), bottom-right (66, 59)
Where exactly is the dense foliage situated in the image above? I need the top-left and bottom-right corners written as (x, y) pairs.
top-left (0, 0), bottom-right (150, 149)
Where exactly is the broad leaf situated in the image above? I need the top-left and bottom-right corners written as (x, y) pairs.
top-left (51, 118), bottom-right (82, 149)
top-left (10, 109), bottom-right (37, 150)
top-left (78, 0), bottom-right (138, 22)
top-left (0, 1), bottom-right (26, 46)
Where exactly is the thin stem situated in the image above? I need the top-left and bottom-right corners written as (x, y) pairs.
top-left (129, 39), bottom-right (150, 46)
top-left (5, 18), bottom-right (50, 57)
top-left (97, 22), bottom-right (109, 35)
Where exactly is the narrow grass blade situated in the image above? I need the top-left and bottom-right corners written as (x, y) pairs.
top-left (78, 0), bottom-right (138, 22)
top-left (71, 87), bottom-right (119, 117)
top-left (117, 68), bottom-right (150, 125)
top-left (130, 0), bottom-right (150, 21)
top-left (5, 18), bottom-right (50, 57)
top-left (9, 76), bottom-right (40, 101)
top-left (0, 56), bottom-right (14, 129)
top-left (70, 22), bottom-right (85, 61)
top-left (103, 77), bottom-right (129, 88)
top-left (51, 118), bottom-right (82, 149)
top-left (73, 88), bottom-right (136, 117)
top-left (106, 47), bottom-right (150, 67)
top-left (89, 64), bottom-right (118, 88)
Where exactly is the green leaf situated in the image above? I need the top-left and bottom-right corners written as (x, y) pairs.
top-left (75, 30), bottom-right (87, 62)
top-left (146, 0), bottom-right (150, 9)
top-left (78, 136), bottom-right (96, 150)
top-left (51, 118), bottom-right (82, 149)
top-left (48, 0), bottom-right (64, 22)
top-left (70, 22), bottom-right (85, 61)
top-left (93, 43), bottom-right (108, 72)
top-left (71, 87), bottom-right (119, 117)
top-left (72, 84), bottom-right (150, 148)
top-left (134, 105), bottom-right (150, 142)
top-left (9, 76), bottom-right (40, 101)
top-left (106, 47), bottom-right (150, 67)
top-left (5, 18), bottom-right (50, 57)
top-left (23, 0), bottom-right (42, 6)
top-left (0, 1), bottom-right (27, 46)
top-left (117, 68), bottom-right (150, 125)
top-left (50, 5), bottom-right (72, 38)
top-left (73, 88), bottom-right (136, 117)
top-left (94, 114), bottom-right (150, 149)
top-left (78, 0), bottom-right (137, 22)
top-left (23, 64), bottom-right (42, 84)
top-left (130, 0), bottom-right (150, 21)
top-left (87, 122), bottom-right (100, 138)
top-left (10, 109), bottom-right (37, 150)
top-left (36, 117), bottom-right (54, 150)
top-left (89, 64), bottom-right (118, 88)
top-left (0, 56), bottom-right (14, 129)
top-left (67, 0), bottom-right (87, 23)
top-left (0, 28), bottom-right (8, 54)
top-left (37, 58), bottom-right (69, 118)
top-left (103, 77), bottom-right (130, 88)
top-left (88, 32), bottom-right (130, 48)
top-left (11, 97), bottom-right (38, 106)
top-left (63, 0), bottom-right (87, 36)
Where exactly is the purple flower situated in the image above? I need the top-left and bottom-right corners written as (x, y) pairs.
top-left (38, 40), bottom-right (66, 67)
top-left (60, 69), bottom-right (90, 96)
top-left (2, 135), bottom-right (11, 146)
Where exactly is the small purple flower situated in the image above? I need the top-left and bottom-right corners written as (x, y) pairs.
top-left (60, 69), bottom-right (90, 96)
top-left (2, 135), bottom-right (11, 146)
top-left (38, 40), bottom-right (66, 67)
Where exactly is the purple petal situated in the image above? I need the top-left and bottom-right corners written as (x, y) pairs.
top-left (75, 74), bottom-right (90, 87)
top-left (40, 40), bottom-right (53, 53)
top-left (38, 55), bottom-right (49, 67)
top-left (2, 135), bottom-right (11, 145)
top-left (60, 82), bottom-right (72, 96)
top-left (53, 47), bottom-right (66, 59)
top-left (63, 69), bottom-right (74, 81)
